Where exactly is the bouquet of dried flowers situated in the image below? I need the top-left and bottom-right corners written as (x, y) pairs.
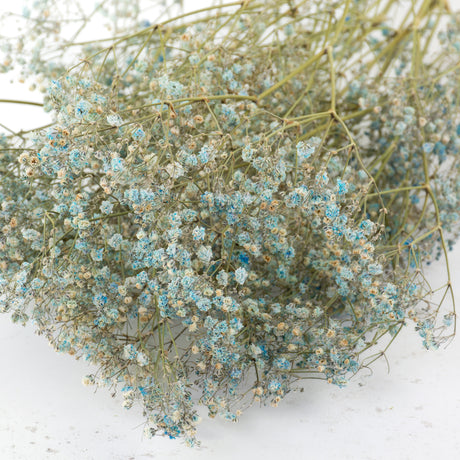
top-left (0, 0), bottom-right (458, 446)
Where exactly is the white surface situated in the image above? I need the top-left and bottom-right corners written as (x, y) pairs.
top-left (1, 0), bottom-right (460, 459)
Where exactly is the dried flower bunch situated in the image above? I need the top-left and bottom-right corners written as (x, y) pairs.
top-left (0, 0), bottom-right (459, 446)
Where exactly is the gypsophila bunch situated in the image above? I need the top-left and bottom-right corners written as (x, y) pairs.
top-left (0, 0), bottom-right (459, 446)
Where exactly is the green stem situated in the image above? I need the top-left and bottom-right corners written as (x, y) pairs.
top-left (0, 99), bottom-right (43, 107)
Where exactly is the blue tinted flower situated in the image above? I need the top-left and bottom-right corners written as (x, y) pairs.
top-left (216, 270), bottom-right (229, 286)
top-left (234, 267), bottom-right (248, 285)
top-left (268, 380), bottom-right (281, 392)
top-left (93, 293), bottom-right (108, 308)
top-left (197, 245), bottom-right (213, 264)
top-left (132, 128), bottom-right (146, 141)
top-left (111, 157), bottom-right (124, 172)
top-left (192, 226), bottom-right (205, 241)
top-left (108, 233), bottom-right (123, 249)
top-left (100, 200), bottom-right (114, 214)
top-left (123, 344), bottom-right (137, 360)
top-left (274, 357), bottom-right (290, 370)
top-left (75, 100), bottom-right (92, 119)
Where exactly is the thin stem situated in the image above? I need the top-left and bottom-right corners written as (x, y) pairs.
top-left (326, 46), bottom-right (336, 112)
top-left (0, 99), bottom-right (43, 107)
top-left (257, 49), bottom-right (326, 101)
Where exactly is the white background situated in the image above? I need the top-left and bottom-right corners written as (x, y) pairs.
top-left (1, 1), bottom-right (460, 459)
